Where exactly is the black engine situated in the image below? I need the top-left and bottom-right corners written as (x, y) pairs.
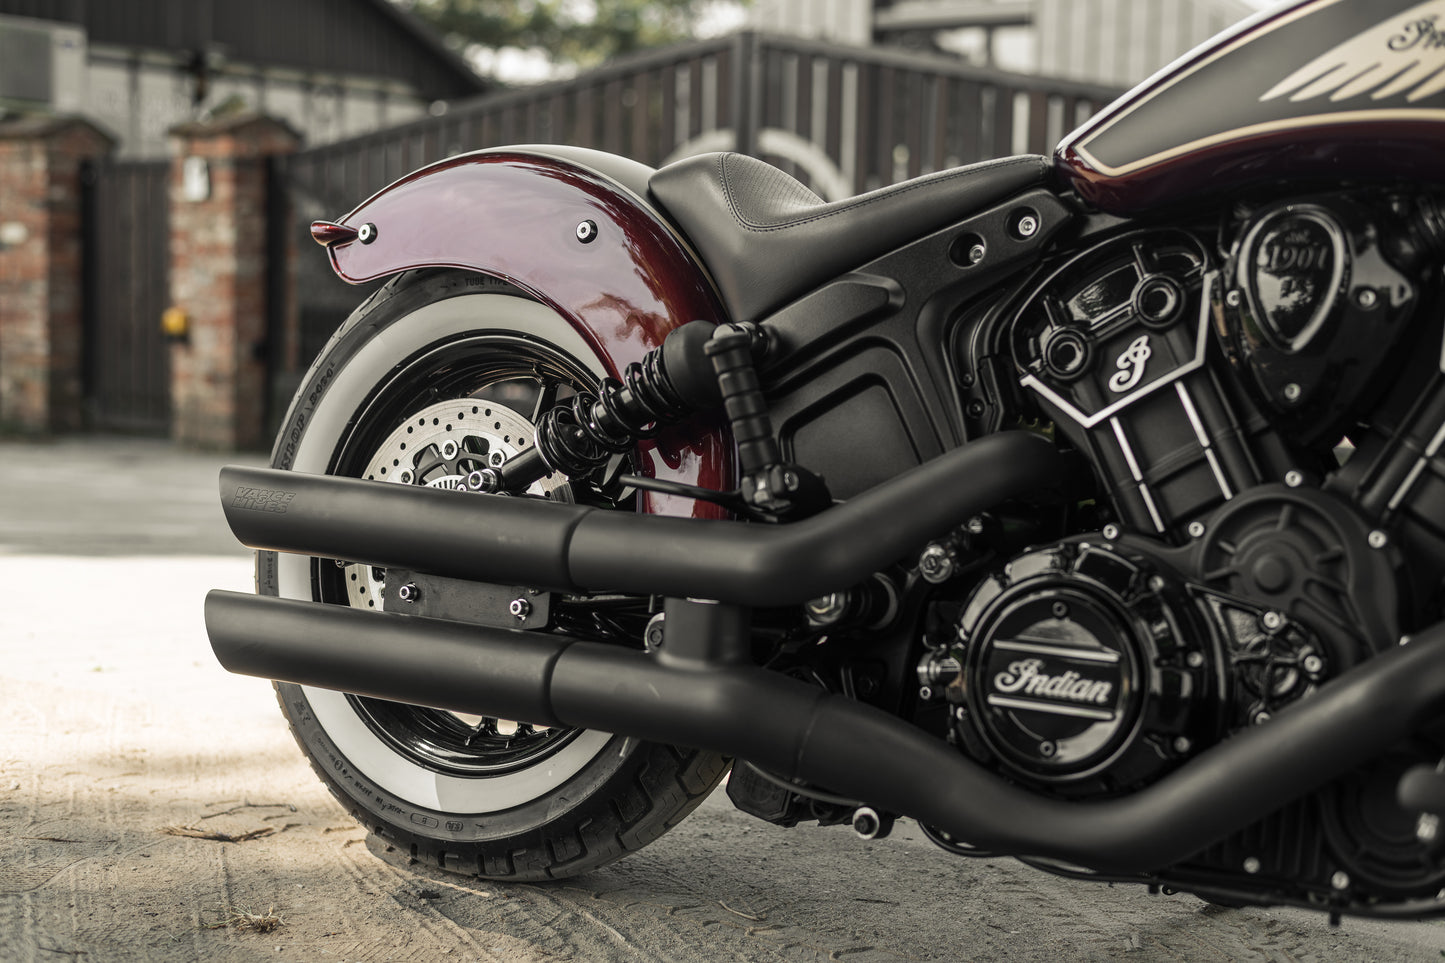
top-left (925, 191), bottom-right (1445, 905)
top-left (920, 514), bottom-right (1392, 795)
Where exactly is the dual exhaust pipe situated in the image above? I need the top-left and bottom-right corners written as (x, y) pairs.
top-left (218, 431), bottom-right (1060, 607)
top-left (207, 430), bottom-right (1445, 873)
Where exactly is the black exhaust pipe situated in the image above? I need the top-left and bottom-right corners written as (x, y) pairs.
top-left (219, 431), bottom-right (1061, 606)
top-left (207, 588), bottom-right (1445, 874)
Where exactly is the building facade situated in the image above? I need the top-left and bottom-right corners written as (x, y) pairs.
top-left (0, 0), bottom-right (486, 158)
top-left (748, 0), bottom-right (1256, 87)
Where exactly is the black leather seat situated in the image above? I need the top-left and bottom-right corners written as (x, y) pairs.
top-left (649, 151), bottom-right (1051, 322)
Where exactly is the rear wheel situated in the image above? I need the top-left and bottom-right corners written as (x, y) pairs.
top-left (264, 270), bottom-right (728, 880)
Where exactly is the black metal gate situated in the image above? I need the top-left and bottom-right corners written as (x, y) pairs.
top-left (83, 159), bottom-right (170, 434)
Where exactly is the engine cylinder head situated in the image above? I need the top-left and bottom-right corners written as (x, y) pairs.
top-left (1009, 228), bottom-right (1290, 540)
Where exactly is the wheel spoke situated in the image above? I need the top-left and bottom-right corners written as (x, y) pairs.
top-left (531, 377), bottom-right (560, 424)
top-left (330, 341), bottom-right (595, 778)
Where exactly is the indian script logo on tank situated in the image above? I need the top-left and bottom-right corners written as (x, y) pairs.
top-left (1263, 3), bottom-right (1445, 104)
top-left (992, 657), bottom-right (1114, 705)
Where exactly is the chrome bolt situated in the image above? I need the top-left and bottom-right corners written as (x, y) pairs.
top-left (1173, 736), bottom-right (1192, 754)
top-left (509, 597), bottom-right (532, 621)
top-left (489, 450), bottom-right (506, 467)
top-left (334, 558), bottom-right (347, 568)
top-left (1188, 521), bottom-right (1206, 539)
top-left (644, 614), bottom-right (666, 652)
top-left (1261, 611), bottom-right (1285, 631)
top-left (575, 219), bottom-right (598, 243)
top-left (397, 469), bottom-right (413, 484)
top-left (918, 685), bottom-right (934, 701)
top-left (440, 439), bottom-right (459, 459)
top-left (1356, 288), bottom-right (1379, 309)
top-left (807, 592), bottom-right (848, 626)
top-left (1283, 382), bottom-right (1302, 402)
top-left (1038, 740), bottom-right (1057, 758)
top-left (1331, 871), bottom-right (1350, 891)
top-left (1418, 812), bottom-right (1440, 843)
top-left (357, 222), bottom-right (378, 244)
top-left (1051, 601), bottom-right (1070, 618)
top-left (1253, 709), bottom-right (1272, 725)
top-left (1015, 214), bottom-right (1040, 238)
top-left (1368, 529), bottom-right (1389, 549)
top-left (1284, 470), bottom-right (1303, 488)
top-left (1147, 575), bottom-right (1167, 593)
top-left (1303, 654), bottom-right (1324, 675)
top-left (466, 469), bottom-right (499, 493)
top-left (1186, 651), bottom-right (1206, 669)
top-left (1226, 290), bottom-right (1242, 308)
top-left (398, 582), bottom-right (420, 603)
top-left (1102, 523), bottom-right (1120, 540)
top-left (968, 243), bottom-right (986, 264)
top-left (919, 544), bottom-right (955, 584)
top-left (920, 655), bottom-right (961, 687)
top-left (1243, 856), bottom-right (1261, 874)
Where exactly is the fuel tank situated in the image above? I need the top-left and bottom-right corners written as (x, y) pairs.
top-left (1056, 0), bottom-right (1445, 214)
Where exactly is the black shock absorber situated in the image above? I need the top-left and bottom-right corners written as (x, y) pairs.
top-left (535, 351), bottom-right (688, 475)
top-left (478, 318), bottom-right (828, 518)
top-left (472, 320), bottom-right (721, 494)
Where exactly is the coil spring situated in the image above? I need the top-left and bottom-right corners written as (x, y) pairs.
top-left (534, 349), bottom-right (689, 477)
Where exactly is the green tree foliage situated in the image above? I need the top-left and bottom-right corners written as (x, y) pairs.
top-left (394, 0), bottom-right (731, 77)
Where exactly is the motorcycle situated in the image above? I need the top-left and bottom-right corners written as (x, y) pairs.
top-left (206, 0), bottom-right (1445, 920)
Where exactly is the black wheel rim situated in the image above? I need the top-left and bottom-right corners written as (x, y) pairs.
top-left (318, 328), bottom-right (609, 779)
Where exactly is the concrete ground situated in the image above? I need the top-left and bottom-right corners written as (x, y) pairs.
top-left (3, 435), bottom-right (1445, 961)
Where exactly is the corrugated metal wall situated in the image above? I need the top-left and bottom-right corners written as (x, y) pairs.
top-left (0, 0), bottom-right (482, 100)
top-left (1036, 0), bottom-right (1253, 87)
top-left (749, 0), bottom-right (1255, 88)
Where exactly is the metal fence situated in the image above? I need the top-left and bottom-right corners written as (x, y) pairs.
top-left (280, 32), bottom-right (1122, 214)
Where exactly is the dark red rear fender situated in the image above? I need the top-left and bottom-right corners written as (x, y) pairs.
top-left (323, 148), bottom-right (733, 518)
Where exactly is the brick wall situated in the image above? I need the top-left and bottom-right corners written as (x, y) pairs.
top-left (0, 117), bottom-right (114, 434)
top-left (167, 114), bottom-right (298, 450)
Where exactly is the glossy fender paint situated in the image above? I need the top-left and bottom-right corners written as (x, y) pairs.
top-left (1056, 0), bottom-right (1445, 213)
top-left (323, 148), bottom-right (732, 518)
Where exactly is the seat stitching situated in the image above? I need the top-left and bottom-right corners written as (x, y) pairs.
top-left (718, 154), bottom-right (1045, 234)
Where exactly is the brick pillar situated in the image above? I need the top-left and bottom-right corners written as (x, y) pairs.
top-left (0, 117), bottom-right (114, 434)
top-left (168, 113), bottom-right (298, 449)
